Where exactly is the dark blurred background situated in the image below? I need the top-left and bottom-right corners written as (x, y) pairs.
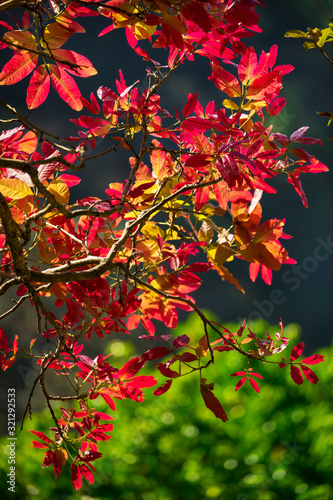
top-left (0, 0), bottom-right (332, 429)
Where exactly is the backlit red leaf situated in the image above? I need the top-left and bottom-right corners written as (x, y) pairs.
top-left (290, 342), bottom-right (304, 361)
top-left (49, 64), bottom-right (83, 110)
top-left (290, 365), bottom-right (303, 385)
top-left (71, 463), bottom-right (82, 490)
top-left (301, 354), bottom-right (324, 365)
top-left (209, 64), bottom-right (241, 98)
top-left (300, 364), bottom-right (319, 384)
top-left (234, 377), bottom-right (246, 391)
top-left (269, 97), bottom-right (287, 115)
top-left (182, 92), bottom-right (198, 118)
top-left (154, 379), bottom-right (172, 396)
top-left (0, 52), bottom-right (38, 85)
top-left (127, 375), bottom-right (157, 389)
top-left (287, 173), bottom-right (309, 208)
top-left (117, 356), bottom-right (145, 380)
top-left (238, 46), bottom-right (257, 84)
top-left (29, 430), bottom-right (55, 445)
top-left (26, 65), bottom-right (50, 109)
top-left (52, 49), bottom-right (97, 77)
top-left (248, 377), bottom-right (261, 393)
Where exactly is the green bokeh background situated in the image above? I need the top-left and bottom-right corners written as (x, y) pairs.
top-left (0, 315), bottom-right (332, 500)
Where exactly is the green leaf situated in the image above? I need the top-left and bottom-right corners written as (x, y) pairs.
top-left (284, 29), bottom-right (309, 39)
top-left (303, 41), bottom-right (316, 51)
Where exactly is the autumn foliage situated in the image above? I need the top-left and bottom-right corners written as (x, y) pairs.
top-left (0, 0), bottom-right (327, 489)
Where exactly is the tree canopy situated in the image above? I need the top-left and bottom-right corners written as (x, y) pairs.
top-left (0, 0), bottom-right (329, 490)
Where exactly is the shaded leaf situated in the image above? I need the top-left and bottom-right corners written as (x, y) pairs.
top-left (200, 379), bottom-right (228, 422)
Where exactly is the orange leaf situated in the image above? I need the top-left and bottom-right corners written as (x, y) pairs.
top-left (3, 30), bottom-right (37, 50)
top-left (42, 23), bottom-right (74, 49)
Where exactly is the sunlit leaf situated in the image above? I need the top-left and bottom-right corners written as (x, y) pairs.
top-left (0, 178), bottom-right (33, 199)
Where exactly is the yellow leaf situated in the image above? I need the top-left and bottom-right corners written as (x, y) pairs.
top-left (242, 100), bottom-right (267, 111)
top-left (141, 221), bottom-right (165, 240)
top-left (133, 21), bottom-right (157, 40)
top-left (222, 99), bottom-right (239, 110)
top-left (0, 178), bottom-right (33, 200)
top-left (198, 219), bottom-right (214, 243)
top-left (48, 179), bottom-right (69, 204)
top-left (194, 204), bottom-right (215, 220)
top-left (207, 244), bottom-right (245, 293)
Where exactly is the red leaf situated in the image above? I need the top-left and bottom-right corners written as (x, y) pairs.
top-left (173, 334), bottom-right (190, 349)
top-left (194, 186), bottom-right (210, 211)
top-left (49, 64), bottom-right (83, 110)
top-left (100, 394), bottom-right (116, 411)
top-left (290, 342), bottom-right (304, 361)
top-left (154, 379), bottom-right (172, 396)
top-left (26, 65), bottom-right (50, 109)
top-left (12, 335), bottom-right (18, 355)
top-left (209, 64), bottom-right (241, 98)
top-left (249, 261), bottom-right (260, 282)
top-left (0, 52), bottom-right (38, 85)
top-left (29, 430), bottom-right (55, 445)
top-left (141, 346), bottom-right (171, 362)
top-left (0, 328), bottom-right (9, 352)
top-left (234, 377), bottom-right (247, 391)
top-left (300, 364), bottom-right (319, 384)
top-left (269, 97), bottom-right (287, 116)
top-left (71, 463), bottom-right (82, 490)
top-left (79, 463), bottom-right (95, 484)
top-left (200, 379), bottom-right (228, 422)
top-left (290, 365), bottom-right (303, 385)
top-left (182, 92), bottom-right (198, 118)
top-left (290, 126), bottom-right (309, 142)
top-left (52, 49), bottom-right (97, 78)
top-left (238, 46), bottom-right (257, 84)
top-left (58, 174), bottom-right (81, 187)
top-left (117, 357), bottom-right (145, 380)
top-left (156, 362), bottom-right (179, 378)
top-left (31, 441), bottom-right (49, 449)
top-left (287, 173), bottom-right (308, 208)
top-left (127, 375), bottom-right (157, 389)
top-left (301, 354), bottom-right (324, 365)
top-left (248, 377), bottom-right (261, 393)
top-left (53, 448), bottom-right (68, 479)
top-left (249, 372), bottom-right (264, 379)
top-left (177, 352), bottom-right (198, 362)
top-left (2, 356), bottom-right (16, 371)
top-left (182, 116), bottom-right (212, 132)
